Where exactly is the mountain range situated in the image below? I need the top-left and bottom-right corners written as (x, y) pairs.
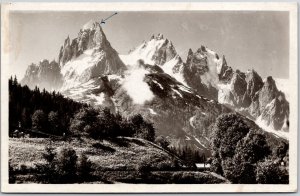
top-left (21, 20), bottom-right (289, 154)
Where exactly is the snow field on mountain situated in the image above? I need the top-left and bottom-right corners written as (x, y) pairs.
top-left (255, 115), bottom-right (289, 140)
top-left (61, 48), bottom-right (103, 90)
top-left (61, 48), bottom-right (100, 76)
top-left (217, 83), bottom-right (234, 106)
top-left (120, 39), bottom-right (166, 66)
top-left (162, 57), bottom-right (186, 85)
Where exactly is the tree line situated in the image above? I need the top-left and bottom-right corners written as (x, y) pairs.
top-left (9, 76), bottom-right (86, 136)
top-left (9, 76), bottom-right (155, 142)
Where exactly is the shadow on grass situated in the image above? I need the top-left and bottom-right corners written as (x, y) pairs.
top-left (92, 143), bottom-right (116, 153)
top-left (107, 138), bottom-right (130, 147)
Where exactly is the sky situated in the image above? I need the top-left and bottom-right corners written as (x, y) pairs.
top-left (8, 11), bottom-right (289, 79)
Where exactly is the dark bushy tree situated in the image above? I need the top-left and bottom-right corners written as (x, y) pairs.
top-left (48, 111), bottom-right (59, 135)
top-left (36, 145), bottom-right (58, 183)
top-left (130, 114), bottom-right (155, 142)
top-left (69, 107), bottom-right (99, 137)
top-left (57, 147), bottom-right (78, 183)
top-left (235, 130), bottom-right (271, 164)
top-left (32, 110), bottom-right (47, 131)
top-left (21, 108), bottom-right (31, 129)
top-left (256, 159), bottom-right (289, 184)
top-left (210, 113), bottom-right (274, 184)
top-left (211, 113), bottom-right (250, 160)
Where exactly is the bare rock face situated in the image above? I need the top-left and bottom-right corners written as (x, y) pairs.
top-left (245, 70), bottom-right (264, 98)
top-left (248, 94), bottom-right (261, 118)
top-left (258, 76), bottom-right (279, 112)
top-left (242, 69), bottom-right (264, 108)
top-left (182, 48), bottom-right (218, 100)
top-left (259, 94), bottom-right (289, 130)
top-left (152, 38), bottom-right (177, 65)
top-left (218, 55), bottom-right (233, 82)
top-left (230, 70), bottom-right (247, 107)
top-left (21, 60), bottom-right (62, 90)
top-left (21, 63), bottom-right (39, 86)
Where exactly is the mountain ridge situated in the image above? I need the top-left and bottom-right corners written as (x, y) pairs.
top-left (20, 22), bottom-right (289, 145)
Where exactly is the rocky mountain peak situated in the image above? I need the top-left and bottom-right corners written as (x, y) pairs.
top-left (230, 71), bottom-right (247, 106)
top-left (218, 55), bottom-right (233, 82)
top-left (151, 38), bottom-right (177, 65)
top-left (222, 55), bottom-right (227, 65)
top-left (58, 21), bottom-right (110, 66)
top-left (82, 19), bottom-right (98, 30)
top-left (186, 48), bottom-right (194, 64)
top-left (21, 59), bottom-right (62, 90)
top-left (150, 33), bottom-right (165, 40)
top-left (122, 33), bottom-right (178, 67)
top-left (245, 69), bottom-right (263, 94)
top-left (185, 48), bottom-right (208, 73)
top-left (259, 95), bottom-right (289, 131)
top-left (156, 33), bottom-right (164, 40)
top-left (258, 76), bottom-right (279, 111)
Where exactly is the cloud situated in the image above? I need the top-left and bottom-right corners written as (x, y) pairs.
top-left (122, 63), bottom-right (154, 105)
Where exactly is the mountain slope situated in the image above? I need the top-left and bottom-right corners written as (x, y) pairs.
top-left (119, 34), bottom-right (289, 132)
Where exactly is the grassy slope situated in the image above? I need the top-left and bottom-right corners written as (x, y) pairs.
top-left (9, 137), bottom-right (228, 184)
top-left (9, 137), bottom-right (177, 169)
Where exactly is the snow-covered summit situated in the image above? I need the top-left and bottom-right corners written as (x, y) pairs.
top-left (121, 34), bottom-right (177, 66)
top-left (58, 21), bottom-right (126, 90)
top-left (82, 19), bottom-right (98, 30)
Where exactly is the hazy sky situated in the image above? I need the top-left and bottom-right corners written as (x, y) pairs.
top-left (8, 11), bottom-right (289, 79)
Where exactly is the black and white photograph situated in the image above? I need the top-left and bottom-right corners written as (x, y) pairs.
top-left (1, 2), bottom-right (298, 193)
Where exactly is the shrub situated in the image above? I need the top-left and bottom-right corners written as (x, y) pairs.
top-left (155, 135), bottom-right (170, 149)
top-left (19, 164), bottom-right (28, 175)
top-left (78, 154), bottom-right (93, 182)
top-left (136, 162), bottom-right (151, 178)
top-left (35, 145), bottom-right (59, 183)
top-left (256, 159), bottom-right (289, 184)
top-left (9, 159), bottom-right (16, 184)
top-left (56, 147), bottom-right (78, 183)
top-left (210, 157), bottom-right (223, 175)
